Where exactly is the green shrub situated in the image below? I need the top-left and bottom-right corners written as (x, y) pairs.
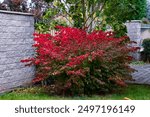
top-left (142, 38), bottom-right (150, 62)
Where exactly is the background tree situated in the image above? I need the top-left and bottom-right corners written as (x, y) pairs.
top-left (103, 0), bottom-right (147, 36)
top-left (40, 0), bottom-right (108, 32)
top-left (29, 0), bottom-right (52, 22)
top-left (2, 0), bottom-right (28, 12)
top-left (38, 0), bottom-right (147, 35)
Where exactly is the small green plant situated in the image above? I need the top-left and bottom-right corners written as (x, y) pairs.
top-left (130, 61), bottom-right (145, 65)
top-left (142, 39), bottom-right (150, 62)
top-left (35, 9), bottom-right (68, 33)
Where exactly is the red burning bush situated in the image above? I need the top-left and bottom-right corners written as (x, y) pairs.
top-left (21, 26), bottom-right (138, 95)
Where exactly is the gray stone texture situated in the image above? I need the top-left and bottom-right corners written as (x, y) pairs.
top-left (147, 0), bottom-right (150, 20)
top-left (126, 20), bottom-right (142, 60)
top-left (0, 10), bottom-right (35, 93)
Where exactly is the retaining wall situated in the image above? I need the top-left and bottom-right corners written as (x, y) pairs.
top-left (0, 10), bottom-right (35, 93)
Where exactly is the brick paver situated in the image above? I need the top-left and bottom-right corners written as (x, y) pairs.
top-left (128, 64), bottom-right (150, 84)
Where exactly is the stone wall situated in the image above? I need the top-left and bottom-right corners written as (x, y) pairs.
top-left (0, 10), bottom-right (35, 93)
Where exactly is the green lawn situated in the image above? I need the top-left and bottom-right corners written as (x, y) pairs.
top-left (130, 61), bottom-right (146, 66)
top-left (0, 84), bottom-right (150, 100)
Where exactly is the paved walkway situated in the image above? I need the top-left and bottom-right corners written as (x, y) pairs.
top-left (129, 64), bottom-right (150, 84)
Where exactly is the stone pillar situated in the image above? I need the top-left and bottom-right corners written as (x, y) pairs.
top-left (126, 20), bottom-right (142, 60)
top-left (0, 10), bottom-right (35, 93)
top-left (147, 0), bottom-right (150, 20)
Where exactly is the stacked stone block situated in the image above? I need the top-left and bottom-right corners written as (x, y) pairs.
top-left (147, 0), bottom-right (150, 20)
top-left (0, 10), bottom-right (35, 93)
top-left (126, 20), bottom-right (142, 60)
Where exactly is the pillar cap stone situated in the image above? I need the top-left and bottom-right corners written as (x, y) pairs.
top-left (0, 10), bottom-right (33, 16)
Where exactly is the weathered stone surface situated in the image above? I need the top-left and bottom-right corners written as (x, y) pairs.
top-left (0, 55), bottom-right (34, 65)
top-left (147, 0), bottom-right (150, 20)
top-left (0, 11), bottom-right (33, 21)
top-left (0, 77), bottom-right (33, 93)
top-left (0, 32), bottom-right (33, 39)
top-left (0, 19), bottom-right (32, 27)
top-left (0, 44), bottom-right (33, 51)
top-left (0, 49), bottom-right (34, 58)
top-left (0, 10), bottom-right (35, 93)
top-left (0, 62), bottom-right (25, 71)
top-left (0, 67), bottom-right (35, 83)
top-left (0, 26), bottom-right (34, 33)
top-left (126, 21), bottom-right (142, 44)
top-left (0, 38), bottom-right (34, 44)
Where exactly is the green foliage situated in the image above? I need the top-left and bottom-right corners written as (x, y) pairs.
top-left (35, 8), bottom-right (68, 33)
top-left (142, 38), bottom-right (150, 62)
top-left (103, 0), bottom-right (147, 37)
top-left (33, 0), bottom-right (147, 36)
top-left (37, 0), bottom-right (108, 32)
top-left (37, 0), bottom-right (147, 35)
top-left (130, 61), bottom-right (145, 66)
top-left (130, 0), bottom-right (147, 20)
top-left (104, 0), bottom-right (146, 22)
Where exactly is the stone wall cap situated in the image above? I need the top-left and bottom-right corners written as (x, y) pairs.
top-left (141, 24), bottom-right (150, 28)
top-left (126, 20), bottom-right (142, 23)
top-left (0, 10), bottom-right (33, 16)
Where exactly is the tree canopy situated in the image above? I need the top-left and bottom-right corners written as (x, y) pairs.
top-left (36, 0), bottom-right (146, 35)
